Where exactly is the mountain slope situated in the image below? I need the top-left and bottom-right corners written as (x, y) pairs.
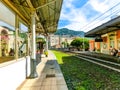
top-left (55, 28), bottom-right (85, 37)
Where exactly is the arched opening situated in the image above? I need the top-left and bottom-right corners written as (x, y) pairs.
top-left (1, 29), bottom-right (9, 56)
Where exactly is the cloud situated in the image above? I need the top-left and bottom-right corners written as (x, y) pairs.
top-left (58, 0), bottom-right (120, 32)
top-left (59, 0), bottom-right (88, 30)
top-left (82, 0), bottom-right (120, 31)
top-left (88, 0), bottom-right (109, 13)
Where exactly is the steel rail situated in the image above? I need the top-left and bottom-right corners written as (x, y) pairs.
top-left (75, 55), bottom-right (120, 73)
top-left (77, 54), bottom-right (120, 67)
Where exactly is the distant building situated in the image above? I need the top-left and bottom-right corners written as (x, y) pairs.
top-left (49, 34), bottom-right (74, 49)
top-left (49, 34), bottom-right (60, 48)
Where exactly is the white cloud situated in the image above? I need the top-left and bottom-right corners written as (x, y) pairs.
top-left (59, 0), bottom-right (88, 30)
top-left (88, 0), bottom-right (109, 13)
top-left (59, 0), bottom-right (120, 32)
top-left (82, 0), bottom-right (120, 31)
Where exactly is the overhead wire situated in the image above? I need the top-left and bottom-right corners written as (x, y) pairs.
top-left (81, 1), bottom-right (120, 31)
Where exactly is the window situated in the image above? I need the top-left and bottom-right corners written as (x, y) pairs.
top-left (18, 22), bottom-right (28, 57)
top-left (0, 22), bottom-right (15, 63)
top-left (0, 2), bottom-right (15, 63)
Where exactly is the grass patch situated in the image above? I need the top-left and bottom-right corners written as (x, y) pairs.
top-left (52, 50), bottom-right (120, 90)
top-left (52, 50), bottom-right (70, 64)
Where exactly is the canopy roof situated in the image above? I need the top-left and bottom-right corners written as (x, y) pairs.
top-left (2, 0), bottom-right (63, 34)
top-left (85, 16), bottom-right (120, 37)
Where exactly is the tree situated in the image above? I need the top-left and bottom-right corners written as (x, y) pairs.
top-left (70, 38), bottom-right (89, 51)
top-left (71, 38), bottom-right (82, 50)
top-left (83, 38), bottom-right (89, 51)
top-left (61, 41), bottom-right (69, 48)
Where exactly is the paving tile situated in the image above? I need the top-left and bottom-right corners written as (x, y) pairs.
top-left (41, 77), bottom-right (56, 86)
top-left (18, 86), bottom-right (41, 90)
top-left (50, 85), bottom-right (58, 90)
top-left (40, 85), bottom-right (51, 90)
top-left (56, 77), bottom-right (66, 85)
top-left (57, 85), bottom-right (68, 90)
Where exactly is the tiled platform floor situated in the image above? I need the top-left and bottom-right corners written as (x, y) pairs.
top-left (17, 51), bottom-right (68, 90)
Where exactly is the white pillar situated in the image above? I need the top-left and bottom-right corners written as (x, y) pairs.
top-left (0, 35), bottom-right (1, 56)
top-left (46, 36), bottom-right (48, 51)
top-left (31, 13), bottom-right (36, 59)
top-left (44, 35), bottom-right (48, 57)
top-left (30, 11), bottom-right (38, 78)
top-left (15, 15), bottom-right (19, 60)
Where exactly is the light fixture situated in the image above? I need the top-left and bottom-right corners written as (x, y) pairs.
top-left (95, 36), bottom-right (103, 42)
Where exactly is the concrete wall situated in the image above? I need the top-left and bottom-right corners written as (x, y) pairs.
top-left (0, 56), bottom-right (30, 90)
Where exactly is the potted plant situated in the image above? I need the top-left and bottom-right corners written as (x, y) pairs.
top-left (44, 50), bottom-right (48, 57)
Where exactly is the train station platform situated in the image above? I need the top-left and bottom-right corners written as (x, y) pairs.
top-left (17, 51), bottom-right (68, 90)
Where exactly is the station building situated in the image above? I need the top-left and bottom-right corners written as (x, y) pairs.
top-left (85, 16), bottom-right (120, 54)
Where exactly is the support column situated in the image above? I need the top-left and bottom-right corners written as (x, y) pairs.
top-left (44, 35), bottom-right (48, 57)
top-left (30, 11), bottom-right (38, 78)
top-left (15, 15), bottom-right (19, 60)
top-left (115, 32), bottom-right (117, 49)
top-left (0, 36), bottom-right (1, 57)
top-left (46, 36), bottom-right (48, 51)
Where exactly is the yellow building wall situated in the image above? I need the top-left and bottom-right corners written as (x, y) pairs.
top-left (101, 34), bottom-right (109, 54)
top-left (101, 30), bottom-right (120, 54)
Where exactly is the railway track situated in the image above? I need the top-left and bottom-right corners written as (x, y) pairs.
top-left (69, 51), bottom-right (120, 73)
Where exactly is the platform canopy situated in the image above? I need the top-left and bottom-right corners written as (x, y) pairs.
top-left (85, 16), bottom-right (120, 37)
top-left (2, 0), bottom-right (63, 34)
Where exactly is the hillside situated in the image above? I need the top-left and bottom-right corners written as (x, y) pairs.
top-left (55, 28), bottom-right (85, 37)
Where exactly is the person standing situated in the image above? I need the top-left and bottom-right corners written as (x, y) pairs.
top-left (112, 48), bottom-right (118, 56)
top-left (117, 48), bottom-right (120, 57)
top-left (109, 46), bottom-right (113, 55)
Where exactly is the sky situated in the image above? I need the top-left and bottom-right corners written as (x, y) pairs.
top-left (58, 0), bottom-right (120, 32)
